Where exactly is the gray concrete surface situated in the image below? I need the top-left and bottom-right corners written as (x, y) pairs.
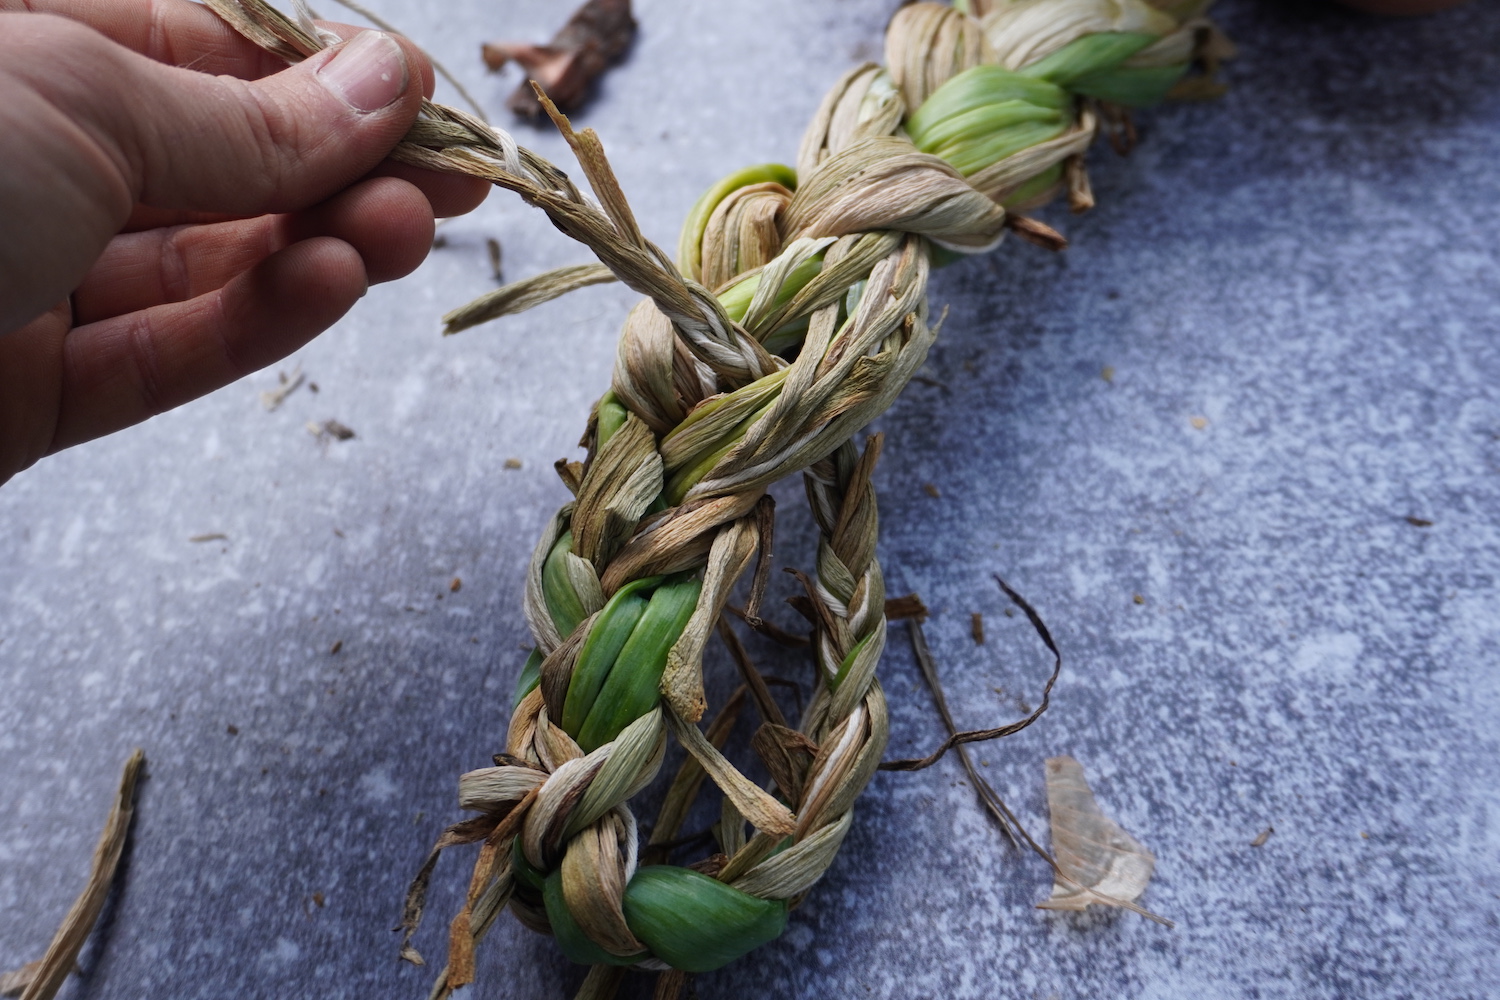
top-left (2, 1), bottom-right (1498, 997)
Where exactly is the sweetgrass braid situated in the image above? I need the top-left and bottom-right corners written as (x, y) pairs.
top-left (203, 0), bottom-right (1227, 995)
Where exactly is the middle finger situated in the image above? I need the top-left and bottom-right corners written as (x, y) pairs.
top-left (73, 175), bottom-right (436, 324)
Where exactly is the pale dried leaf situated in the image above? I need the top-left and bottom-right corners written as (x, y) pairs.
top-left (1039, 755), bottom-right (1159, 916)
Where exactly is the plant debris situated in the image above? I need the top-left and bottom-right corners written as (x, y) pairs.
top-left (189, 533), bottom-right (227, 544)
top-left (482, 0), bottom-right (636, 119)
top-left (0, 961), bottom-right (39, 997)
top-left (260, 366), bottom-right (304, 411)
top-left (3, 751), bottom-right (144, 1000)
top-left (1004, 214), bottom-right (1068, 252)
top-left (882, 577), bottom-right (1060, 773)
top-left (725, 604), bottom-right (809, 648)
top-left (307, 419), bottom-right (356, 442)
top-left (504, 457), bottom-right (523, 469)
top-left (450, 577), bottom-right (463, 593)
top-left (1250, 826), bottom-right (1273, 847)
top-left (1039, 755), bottom-right (1160, 918)
top-left (971, 612), bottom-right (985, 645)
top-left (1405, 516), bottom-right (1433, 528)
top-left (330, 640), bottom-right (343, 655)
top-left (922, 483), bottom-right (941, 498)
top-left (883, 593), bottom-right (929, 622)
top-left (884, 606), bottom-right (1170, 926)
top-left (486, 238), bottom-right (504, 282)
top-left (1065, 152), bottom-right (1094, 213)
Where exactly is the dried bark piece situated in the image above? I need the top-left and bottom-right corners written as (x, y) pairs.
top-left (482, 0), bottom-right (637, 119)
top-left (883, 593), bottom-right (928, 622)
top-left (1040, 755), bottom-right (1157, 915)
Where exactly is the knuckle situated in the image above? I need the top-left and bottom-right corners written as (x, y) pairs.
top-left (222, 76), bottom-right (286, 207)
top-left (160, 228), bottom-right (194, 304)
top-left (121, 311), bottom-right (169, 418)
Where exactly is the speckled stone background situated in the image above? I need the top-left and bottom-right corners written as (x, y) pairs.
top-left (3, 1), bottom-right (1498, 997)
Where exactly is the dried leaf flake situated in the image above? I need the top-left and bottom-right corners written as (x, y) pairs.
top-left (1040, 755), bottom-right (1161, 918)
top-left (482, 0), bottom-right (636, 118)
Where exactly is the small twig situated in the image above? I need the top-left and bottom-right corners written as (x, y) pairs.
top-left (725, 604), bottom-right (809, 648)
top-left (880, 576), bottom-right (1061, 771)
top-left (486, 238), bottom-right (504, 281)
top-left (891, 619), bottom-right (1017, 847)
top-left (1004, 215), bottom-right (1068, 252)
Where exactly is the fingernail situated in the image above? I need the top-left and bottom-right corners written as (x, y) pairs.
top-left (318, 31), bottom-right (407, 113)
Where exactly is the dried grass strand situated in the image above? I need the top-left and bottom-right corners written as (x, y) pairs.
top-left (14, 750), bottom-right (143, 1000)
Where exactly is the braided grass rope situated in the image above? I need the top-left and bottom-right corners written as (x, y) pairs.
top-left (202, 1), bottom-right (1229, 995)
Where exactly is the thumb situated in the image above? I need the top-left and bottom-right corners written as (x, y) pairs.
top-left (37, 14), bottom-right (428, 217)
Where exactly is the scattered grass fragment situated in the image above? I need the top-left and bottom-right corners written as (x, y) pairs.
top-left (260, 366), bottom-right (304, 411)
top-left (487, 238), bottom-right (504, 281)
top-left (307, 420), bottom-right (356, 441)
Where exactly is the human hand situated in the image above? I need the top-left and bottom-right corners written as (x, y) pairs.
top-left (0, 0), bottom-right (490, 485)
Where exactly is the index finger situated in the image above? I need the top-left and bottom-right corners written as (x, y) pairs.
top-left (1, 0), bottom-right (436, 92)
top-left (2, 0), bottom-right (285, 78)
